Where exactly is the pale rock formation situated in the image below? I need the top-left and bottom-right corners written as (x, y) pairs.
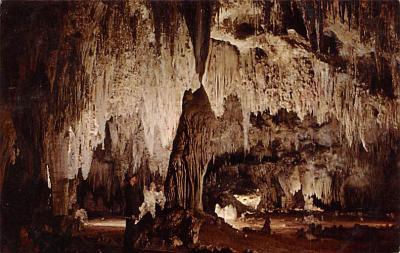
top-left (139, 185), bottom-right (166, 219)
top-left (1, 0), bottom-right (399, 216)
top-left (215, 203), bottom-right (238, 221)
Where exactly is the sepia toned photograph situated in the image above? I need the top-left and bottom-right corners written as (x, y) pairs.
top-left (0, 0), bottom-right (399, 252)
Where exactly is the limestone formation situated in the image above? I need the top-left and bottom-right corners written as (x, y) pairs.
top-left (0, 1), bottom-right (399, 248)
top-left (165, 86), bottom-right (217, 211)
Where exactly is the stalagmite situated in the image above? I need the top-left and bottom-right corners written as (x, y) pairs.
top-left (165, 86), bottom-right (216, 211)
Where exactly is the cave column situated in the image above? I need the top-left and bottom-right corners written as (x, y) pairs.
top-left (165, 87), bottom-right (216, 211)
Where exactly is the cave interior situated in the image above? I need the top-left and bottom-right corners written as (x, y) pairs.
top-left (0, 0), bottom-right (400, 252)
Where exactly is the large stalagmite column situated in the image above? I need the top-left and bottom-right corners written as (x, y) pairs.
top-left (165, 86), bottom-right (216, 211)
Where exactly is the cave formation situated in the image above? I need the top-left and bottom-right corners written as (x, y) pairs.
top-left (1, 0), bottom-right (399, 252)
top-left (165, 86), bottom-right (216, 211)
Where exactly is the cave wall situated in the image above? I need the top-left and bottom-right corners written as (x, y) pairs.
top-left (0, 0), bottom-right (399, 219)
top-left (205, 107), bottom-right (400, 212)
top-left (1, 0), bottom-right (199, 216)
top-left (203, 0), bottom-right (399, 150)
top-left (0, 108), bottom-right (16, 197)
top-left (172, 0), bottom-right (400, 212)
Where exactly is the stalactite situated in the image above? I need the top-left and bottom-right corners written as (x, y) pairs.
top-left (149, 0), bottom-right (180, 56)
top-left (181, 0), bottom-right (217, 81)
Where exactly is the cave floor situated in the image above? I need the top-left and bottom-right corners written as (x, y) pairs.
top-left (78, 213), bottom-right (399, 253)
top-left (226, 212), bottom-right (397, 233)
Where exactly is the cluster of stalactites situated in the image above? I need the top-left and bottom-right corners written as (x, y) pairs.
top-left (203, 0), bottom-right (399, 153)
top-left (2, 0), bottom-right (399, 216)
top-left (1, 1), bottom-right (199, 215)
